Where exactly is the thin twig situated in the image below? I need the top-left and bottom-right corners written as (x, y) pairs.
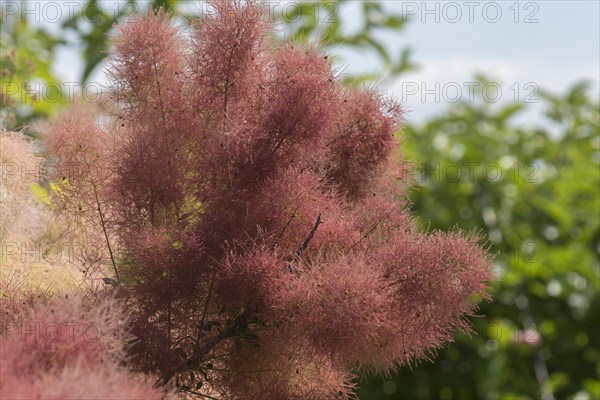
top-left (91, 182), bottom-right (120, 283)
top-left (164, 330), bottom-right (234, 385)
top-left (167, 255), bottom-right (173, 350)
top-left (164, 310), bottom-right (248, 385)
top-left (179, 388), bottom-right (220, 400)
top-left (222, 24), bottom-right (243, 127)
top-left (270, 114), bottom-right (303, 156)
top-left (200, 366), bottom-right (277, 373)
top-left (198, 271), bottom-right (217, 345)
top-left (349, 214), bottom-right (385, 252)
top-left (273, 206), bottom-right (298, 246)
top-left (288, 213), bottom-right (322, 272)
top-left (294, 213), bottom-right (322, 261)
top-left (515, 289), bottom-right (555, 400)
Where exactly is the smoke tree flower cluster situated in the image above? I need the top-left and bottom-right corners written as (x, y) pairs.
top-left (2, 1), bottom-right (493, 398)
top-left (0, 289), bottom-right (167, 399)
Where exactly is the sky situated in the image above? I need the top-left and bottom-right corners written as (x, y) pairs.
top-left (338, 0), bottom-right (600, 123)
top-left (40, 0), bottom-right (600, 124)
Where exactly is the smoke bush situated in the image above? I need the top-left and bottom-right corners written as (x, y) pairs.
top-left (44, 1), bottom-right (492, 398)
top-left (0, 291), bottom-right (168, 399)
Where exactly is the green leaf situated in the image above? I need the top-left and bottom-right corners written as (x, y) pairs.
top-left (29, 183), bottom-right (52, 205)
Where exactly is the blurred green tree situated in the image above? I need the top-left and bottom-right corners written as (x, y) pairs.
top-left (0, 13), bottom-right (64, 131)
top-left (358, 81), bottom-right (599, 400)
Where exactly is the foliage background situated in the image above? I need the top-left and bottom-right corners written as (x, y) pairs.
top-left (1, 1), bottom-right (598, 399)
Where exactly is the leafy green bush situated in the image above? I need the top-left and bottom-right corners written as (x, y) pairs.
top-left (359, 81), bottom-right (599, 400)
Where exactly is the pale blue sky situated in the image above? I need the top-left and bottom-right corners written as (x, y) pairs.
top-left (338, 1), bottom-right (600, 122)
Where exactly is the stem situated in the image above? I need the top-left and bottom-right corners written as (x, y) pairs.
top-left (92, 182), bottom-right (120, 283)
top-left (349, 214), bottom-right (385, 251)
top-left (222, 24), bottom-right (243, 126)
top-left (167, 259), bottom-right (173, 349)
top-left (197, 271), bottom-right (217, 344)
top-left (273, 206), bottom-right (298, 246)
top-left (270, 114), bottom-right (302, 156)
top-left (164, 310), bottom-right (247, 385)
top-left (293, 213), bottom-right (322, 262)
top-left (179, 388), bottom-right (220, 400)
top-left (515, 289), bottom-right (555, 400)
top-left (288, 213), bottom-right (322, 272)
top-left (200, 366), bottom-right (276, 373)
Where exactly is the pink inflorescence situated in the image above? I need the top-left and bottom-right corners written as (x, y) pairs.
top-left (41, 1), bottom-right (493, 398)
